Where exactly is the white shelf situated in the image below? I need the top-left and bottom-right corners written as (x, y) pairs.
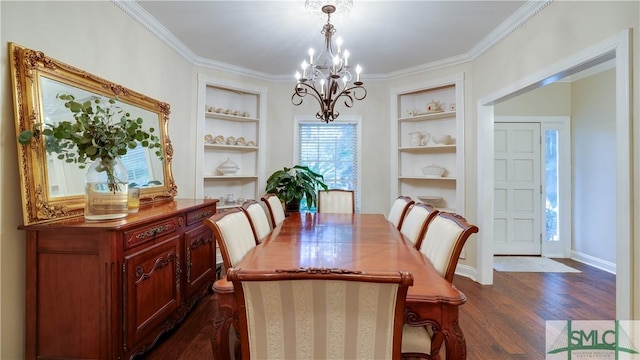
top-left (398, 110), bottom-right (456, 122)
top-left (203, 175), bottom-right (259, 180)
top-left (205, 112), bottom-right (259, 122)
top-left (391, 74), bottom-right (465, 214)
top-left (196, 75), bottom-right (267, 202)
top-left (398, 145), bottom-right (456, 152)
top-left (399, 176), bottom-right (457, 181)
top-left (204, 143), bottom-right (259, 151)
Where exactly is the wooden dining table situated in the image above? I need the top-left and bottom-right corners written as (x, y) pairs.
top-left (212, 212), bottom-right (467, 360)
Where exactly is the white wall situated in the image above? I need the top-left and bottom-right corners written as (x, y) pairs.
top-left (571, 69), bottom-right (617, 264)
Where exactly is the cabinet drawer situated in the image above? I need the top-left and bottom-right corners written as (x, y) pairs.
top-left (186, 205), bottom-right (216, 226)
top-left (124, 218), bottom-right (180, 249)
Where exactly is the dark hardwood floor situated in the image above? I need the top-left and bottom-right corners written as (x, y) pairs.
top-left (139, 259), bottom-right (615, 360)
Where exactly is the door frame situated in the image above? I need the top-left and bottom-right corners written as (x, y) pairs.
top-left (476, 29), bottom-right (632, 319)
top-left (495, 116), bottom-right (572, 258)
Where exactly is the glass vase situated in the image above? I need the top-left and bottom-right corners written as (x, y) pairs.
top-left (84, 157), bottom-right (129, 221)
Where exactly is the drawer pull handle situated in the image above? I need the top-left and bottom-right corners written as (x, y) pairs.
top-left (192, 210), bottom-right (213, 221)
top-left (136, 224), bottom-right (171, 239)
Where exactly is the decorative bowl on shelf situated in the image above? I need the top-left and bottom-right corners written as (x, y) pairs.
top-left (204, 134), bottom-right (213, 144)
top-left (426, 100), bottom-right (443, 113)
top-left (422, 164), bottom-right (446, 177)
top-left (432, 134), bottom-right (452, 145)
top-left (225, 136), bottom-right (236, 145)
top-left (246, 140), bottom-right (256, 147)
top-left (217, 158), bottom-right (239, 176)
top-left (213, 135), bottom-right (224, 144)
top-left (235, 137), bottom-right (246, 146)
top-left (417, 195), bottom-right (443, 206)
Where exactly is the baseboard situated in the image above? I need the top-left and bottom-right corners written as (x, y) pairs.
top-left (455, 264), bottom-right (478, 282)
top-left (571, 250), bottom-right (616, 274)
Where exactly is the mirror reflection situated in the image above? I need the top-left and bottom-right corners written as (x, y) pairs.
top-left (40, 77), bottom-right (165, 198)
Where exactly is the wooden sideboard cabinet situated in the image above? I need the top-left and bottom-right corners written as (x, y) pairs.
top-left (21, 199), bottom-right (218, 360)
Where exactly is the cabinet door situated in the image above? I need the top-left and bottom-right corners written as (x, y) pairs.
top-left (123, 236), bottom-right (181, 352)
top-left (184, 224), bottom-right (216, 302)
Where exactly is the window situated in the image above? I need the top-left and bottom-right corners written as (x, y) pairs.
top-left (296, 117), bottom-right (361, 212)
top-left (120, 146), bottom-right (153, 186)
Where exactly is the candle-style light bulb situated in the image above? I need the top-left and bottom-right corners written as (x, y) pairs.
top-left (320, 79), bottom-right (325, 96)
top-left (343, 50), bottom-right (350, 66)
top-left (301, 60), bottom-right (309, 78)
top-left (308, 48), bottom-right (315, 65)
top-left (342, 76), bottom-right (348, 88)
top-left (336, 37), bottom-right (343, 54)
top-left (355, 65), bottom-right (362, 82)
top-left (333, 56), bottom-right (340, 74)
top-left (295, 71), bottom-right (301, 81)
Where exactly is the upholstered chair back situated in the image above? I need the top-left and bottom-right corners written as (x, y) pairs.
top-left (241, 200), bottom-right (272, 243)
top-left (387, 196), bottom-right (415, 229)
top-left (227, 267), bottom-right (413, 360)
top-left (204, 208), bottom-right (259, 269)
top-left (419, 212), bottom-right (479, 283)
top-left (399, 203), bottom-right (439, 249)
top-left (261, 194), bottom-right (286, 228)
top-left (318, 189), bottom-right (355, 213)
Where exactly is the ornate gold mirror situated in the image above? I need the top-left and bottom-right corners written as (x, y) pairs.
top-left (10, 43), bottom-right (177, 225)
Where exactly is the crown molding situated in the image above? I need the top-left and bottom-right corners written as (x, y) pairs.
top-left (113, 0), bottom-right (550, 82)
top-left (467, 0), bottom-right (553, 61)
top-left (112, 0), bottom-right (275, 81)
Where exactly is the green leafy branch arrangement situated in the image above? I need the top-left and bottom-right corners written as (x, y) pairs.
top-left (18, 94), bottom-right (163, 192)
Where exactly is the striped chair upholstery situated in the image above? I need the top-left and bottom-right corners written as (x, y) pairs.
top-left (241, 200), bottom-right (272, 243)
top-left (387, 196), bottom-right (415, 229)
top-left (318, 189), bottom-right (355, 213)
top-left (204, 208), bottom-right (259, 269)
top-left (399, 203), bottom-right (439, 249)
top-left (227, 267), bottom-right (414, 360)
top-left (261, 193), bottom-right (286, 228)
top-left (419, 212), bottom-right (479, 283)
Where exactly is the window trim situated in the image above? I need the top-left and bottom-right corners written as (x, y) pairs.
top-left (293, 115), bottom-right (363, 212)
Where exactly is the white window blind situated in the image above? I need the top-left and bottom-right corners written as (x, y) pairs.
top-left (298, 122), bottom-right (359, 211)
top-left (120, 146), bottom-right (153, 186)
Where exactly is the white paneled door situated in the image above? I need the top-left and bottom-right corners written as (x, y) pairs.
top-left (494, 122), bottom-right (542, 255)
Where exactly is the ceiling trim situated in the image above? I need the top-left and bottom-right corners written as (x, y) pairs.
top-left (467, 0), bottom-right (553, 61)
top-left (113, 0), bottom-right (551, 82)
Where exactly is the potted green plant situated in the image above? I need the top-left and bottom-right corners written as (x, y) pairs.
top-left (265, 165), bottom-right (328, 213)
top-left (17, 94), bottom-right (163, 220)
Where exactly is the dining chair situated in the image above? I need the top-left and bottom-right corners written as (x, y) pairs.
top-left (419, 212), bottom-right (479, 283)
top-left (261, 193), bottom-right (286, 228)
top-left (226, 267), bottom-right (414, 360)
top-left (203, 208), bottom-right (260, 270)
top-left (241, 199), bottom-right (272, 243)
top-left (387, 195), bottom-right (415, 229)
top-left (317, 189), bottom-right (355, 213)
top-left (402, 212), bottom-right (479, 360)
top-left (399, 203), bottom-right (439, 249)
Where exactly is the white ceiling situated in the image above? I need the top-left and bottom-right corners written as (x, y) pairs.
top-left (121, 1), bottom-right (544, 79)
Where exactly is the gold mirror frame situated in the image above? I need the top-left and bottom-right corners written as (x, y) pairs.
top-left (10, 43), bottom-right (177, 225)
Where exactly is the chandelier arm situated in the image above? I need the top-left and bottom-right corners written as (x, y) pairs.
top-left (292, 83), bottom-right (323, 106)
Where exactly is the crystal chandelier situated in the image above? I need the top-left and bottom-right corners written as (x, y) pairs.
top-left (292, 3), bottom-right (366, 123)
